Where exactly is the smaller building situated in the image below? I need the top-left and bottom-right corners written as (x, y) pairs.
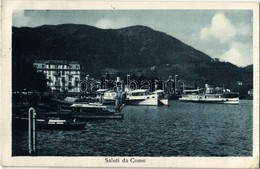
top-left (211, 58), bottom-right (220, 62)
top-left (34, 60), bottom-right (84, 92)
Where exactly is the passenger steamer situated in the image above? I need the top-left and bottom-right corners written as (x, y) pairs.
top-left (179, 84), bottom-right (239, 104)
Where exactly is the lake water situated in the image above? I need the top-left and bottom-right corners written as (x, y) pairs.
top-left (12, 100), bottom-right (252, 156)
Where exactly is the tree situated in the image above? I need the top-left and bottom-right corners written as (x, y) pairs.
top-left (12, 58), bottom-right (47, 92)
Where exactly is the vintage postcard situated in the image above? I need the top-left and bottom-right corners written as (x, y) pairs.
top-left (1, 1), bottom-right (259, 168)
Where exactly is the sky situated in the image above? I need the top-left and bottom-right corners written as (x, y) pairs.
top-left (13, 10), bottom-right (253, 67)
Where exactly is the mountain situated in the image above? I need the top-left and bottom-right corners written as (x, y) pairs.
top-left (244, 64), bottom-right (253, 70)
top-left (12, 24), bottom-right (252, 91)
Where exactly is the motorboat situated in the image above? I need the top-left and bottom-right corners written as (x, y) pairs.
top-left (96, 89), bottom-right (117, 105)
top-left (125, 89), bottom-right (158, 106)
top-left (70, 102), bottom-right (124, 119)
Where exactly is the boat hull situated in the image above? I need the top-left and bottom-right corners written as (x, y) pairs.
top-left (159, 99), bottom-right (169, 105)
top-left (124, 97), bottom-right (158, 106)
top-left (70, 103), bottom-right (124, 119)
top-left (179, 97), bottom-right (239, 104)
top-left (74, 113), bottom-right (124, 120)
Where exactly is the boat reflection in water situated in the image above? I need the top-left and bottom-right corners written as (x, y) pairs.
top-left (179, 84), bottom-right (239, 104)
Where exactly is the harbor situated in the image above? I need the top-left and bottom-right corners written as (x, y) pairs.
top-left (12, 73), bottom-right (242, 128)
top-left (12, 99), bottom-right (252, 156)
top-left (12, 60), bottom-right (253, 156)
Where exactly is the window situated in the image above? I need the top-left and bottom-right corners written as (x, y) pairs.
top-left (75, 80), bottom-right (79, 87)
top-left (42, 65), bottom-right (45, 69)
top-left (68, 82), bottom-right (73, 90)
top-left (69, 75), bottom-right (72, 81)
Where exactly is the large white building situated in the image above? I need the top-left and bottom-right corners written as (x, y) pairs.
top-left (34, 60), bottom-right (83, 92)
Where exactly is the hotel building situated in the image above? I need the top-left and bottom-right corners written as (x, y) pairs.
top-left (33, 60), bottom-right (83, 92)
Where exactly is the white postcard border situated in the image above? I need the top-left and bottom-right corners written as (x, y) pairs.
top-left (1, 1), bottom-right (259, 168)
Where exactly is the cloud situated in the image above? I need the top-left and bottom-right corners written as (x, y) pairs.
top-left (13, 10), bottom-right (31, 27)
top-left (197, 12), bottom-right (252, 67)
top-left (95, 17), bottom-right (131, 29)
top-left (95, 19), bottom-right (116, 29)
top-left (219, 42), bottom-right (252, 67)
top-left (237, 22), bottom-right (250, 36)
top-left (200, 13), bottom-right (237, 43)
top-left (200, 13), bottom-right (250, 44)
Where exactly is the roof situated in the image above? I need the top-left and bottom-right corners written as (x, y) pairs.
top-left (96, 89), bottom-right (108, 92)
top-left (183, 89), bottom-right (203, 92)
top-left (64, 97), bottom-right (79, 103)
top-left (153, 89), bottom-right (165, 93)
top-left (71, 103), bottom-right (106, 108)
top-left (128, 89), bottom-right (148, 93)
top-left (34, 60), bottom-right (80, 65)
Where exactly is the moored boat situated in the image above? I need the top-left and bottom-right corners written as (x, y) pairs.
top-left (125, 89), bottom-right (158, 106)
top-left (96, 89), bottom-right (117, 105)
top-left (179, 84), bottom-right (239, 104)
top-left (12, 116), bottom-right (86, 130)
top-left (70, 102), bottom-right (124, 119)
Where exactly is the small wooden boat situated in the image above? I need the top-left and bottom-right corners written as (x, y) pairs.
top-left (12, 116), bottom-right (86, 130)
